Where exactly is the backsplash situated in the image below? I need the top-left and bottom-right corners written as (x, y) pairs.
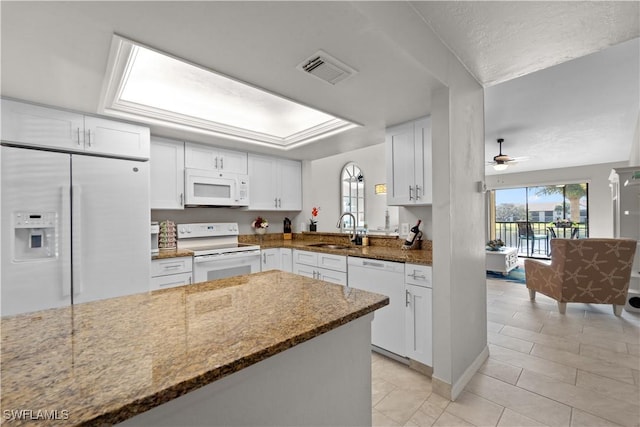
top-left (151, 208), bottom-right (303, 234)
top-left (239, 231), bottom-right (433, 251)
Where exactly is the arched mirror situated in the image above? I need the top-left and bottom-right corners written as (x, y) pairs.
top-left (341, 162), bottom-right (365, 231)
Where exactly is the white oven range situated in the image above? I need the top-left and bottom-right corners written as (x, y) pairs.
top-left (177, 222), bottom-right (261, 283)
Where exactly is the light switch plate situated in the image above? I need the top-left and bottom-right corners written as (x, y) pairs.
top-left (400, 223), bottom-right (409, 236)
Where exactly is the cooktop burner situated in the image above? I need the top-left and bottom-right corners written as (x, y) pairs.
top-left (190, 243), bottom-right (260, 257)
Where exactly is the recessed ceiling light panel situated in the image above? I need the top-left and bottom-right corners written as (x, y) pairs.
top-left (99, 35), bottom-right (358, 149)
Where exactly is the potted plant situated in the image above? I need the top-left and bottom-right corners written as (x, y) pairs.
top-left (309, 207), bottom-right (318, 232)
top-left (486, 239), bottom-right (505, 251)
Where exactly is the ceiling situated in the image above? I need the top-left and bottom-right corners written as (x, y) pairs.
top-left (1, 1), bottom-right (638, 171)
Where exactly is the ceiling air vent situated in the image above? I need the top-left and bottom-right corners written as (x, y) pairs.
top-left (297, 50), bottom-right (357, 85)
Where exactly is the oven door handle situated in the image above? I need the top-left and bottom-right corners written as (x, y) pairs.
top-left (194, 250), bottom-right (261, 263)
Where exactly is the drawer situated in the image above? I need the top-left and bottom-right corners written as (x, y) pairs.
top-left (405, 263), bottom-right (432, 288)
top-left (317, 253), bottom-right (347, 272)
top-left (150, 272), bottom-right (192, 290)
top-left (293, 250), bottom-right (318, 267)
top-left (151, 257), bottom-right (193, 277)
top-left (317, 268), bottom-right (347, 286)
top-left (506, 252), bottom-right (518, 268)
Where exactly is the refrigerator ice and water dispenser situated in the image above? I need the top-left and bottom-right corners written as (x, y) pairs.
top-left (13, 212), bottom-right (57, 261)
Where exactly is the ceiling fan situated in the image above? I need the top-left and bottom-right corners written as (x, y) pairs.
top-left (487, 138), bottom-right (528, 171)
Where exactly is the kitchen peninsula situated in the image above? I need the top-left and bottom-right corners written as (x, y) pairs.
top-left (1, 271), bottom-right (388, 426)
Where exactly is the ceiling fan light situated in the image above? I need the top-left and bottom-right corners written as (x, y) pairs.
top-left (493, 163), bottom-right (509, 171)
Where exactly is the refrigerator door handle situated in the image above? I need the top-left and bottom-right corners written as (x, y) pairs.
top-left (72, 185), bottom-right (83, 297)
top-left (61, 185), bottom-right (71, 297)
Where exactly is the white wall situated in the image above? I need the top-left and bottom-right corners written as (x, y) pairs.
top-left (296, 143), bottom-right (434, 242)
top-left (485, 161), bottom-right (628, 238)
top-left (300, 143), bottom-right (431, 236)
top-left (630, 115), bottom-right (640, 166)
top-left (298, 144), bottom-right (401, 235)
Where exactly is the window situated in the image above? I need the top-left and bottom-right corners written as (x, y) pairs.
top-left (341, 163), bottom-right (365, 231)
top-left (490, 183), bottom-right (589, 258)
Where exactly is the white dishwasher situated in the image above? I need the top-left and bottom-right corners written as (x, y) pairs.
top-left (347, 257), bottom-right (406, 357)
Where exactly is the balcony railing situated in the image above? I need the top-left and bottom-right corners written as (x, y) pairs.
top-left (493, 221), bottom-right (589, 258)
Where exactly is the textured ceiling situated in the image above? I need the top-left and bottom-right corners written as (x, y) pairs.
top-left (0, 1), bottom-right (638, 170)
top-left (412, 1), bottom-right (640, 87)
top-left (484, 38), bottom-right (639, 174)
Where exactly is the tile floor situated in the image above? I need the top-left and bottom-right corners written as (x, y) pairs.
top-left (372, 277), bottom-right (640, 427)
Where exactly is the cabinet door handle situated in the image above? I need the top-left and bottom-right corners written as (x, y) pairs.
top-left (409, 185), bottom-right (413, 200)
top-left (215, 157), bottom-right (218, 169)
top-left (406, 289), bottom-right (411, 307)
top-left (220, 157), bottom-right (224, 169)
top-left (263, 253), bottom-right (266, 263)
top-left (76, 127), bottom-right (82, 146)
top-left (274, 197), bottom-right (278, 208)
top-left (410, 272), bottom-right (426, 280)
top-left (278, 198), bottom-right (281, 208)
top-left (180, 193), bottom-right (184, 206)
top-left (86, 129), bottom-right (92, 147)
top-left (415, 185), bottom-right (421, 200)
top-left (188, 275), bottom-right (192, 285)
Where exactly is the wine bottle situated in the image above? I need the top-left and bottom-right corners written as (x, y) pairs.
top-left (403, 220), bottom-right (422, 246)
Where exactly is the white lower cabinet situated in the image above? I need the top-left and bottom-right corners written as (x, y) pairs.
top-left (150, 257), bottom-right (193, 290)
top-left (347, 257), bottom-right (406, 357)
top-left (289, 251), bottom-right (433, 365)
top-left (280, 248), bottom-right (292, 273)
top-left (292, 250), bottom-right (347, 286)
top-left (261, 248), bottom-right (293, 272)
top-left (404, 264), bottom-right (433, 366)
top-left (261, 248), bottom-right (280, 271)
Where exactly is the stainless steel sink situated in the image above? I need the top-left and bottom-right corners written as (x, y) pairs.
top-left (306, 243), bottom-right (353, 250)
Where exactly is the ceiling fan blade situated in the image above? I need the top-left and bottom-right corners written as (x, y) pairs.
top-left (505, 156), bottom-right (530, 163)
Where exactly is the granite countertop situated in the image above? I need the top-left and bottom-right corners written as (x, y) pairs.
top-left (247, 233), bottom-right (432, 265)
top-left (152, 233), bottom-right (431, 265)
top-left (151, 248), bottom-right (193, 260)
top-left (1, 271), bottom-right (388, 426)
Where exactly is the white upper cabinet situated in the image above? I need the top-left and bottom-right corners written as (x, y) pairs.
top-left (386, 116), bottom-right (432, 205)
top-left (84, 116), bottom-right (150, 160)
top-left (184, 142), bottom-right (247, 175)
top-left (1, 99), bottom-right (84, 150)
top-left (248, 154), bottom-right (302, 211)
top-left (150, 137), bottom-right (185, 210)
top-left (1, 99), bottom-right (150, 160)
top-left (279, 159), bottom-right (302, 210)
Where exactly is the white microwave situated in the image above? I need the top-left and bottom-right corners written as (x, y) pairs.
top-left (185, 168), bottom-right (249, 206)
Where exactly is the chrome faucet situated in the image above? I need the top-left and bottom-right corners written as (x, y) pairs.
top-left (336, 212), bottom-right (357, 242)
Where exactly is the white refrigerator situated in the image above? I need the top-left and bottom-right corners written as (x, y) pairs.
top-left (1, 146), bottom-right (150, 316)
